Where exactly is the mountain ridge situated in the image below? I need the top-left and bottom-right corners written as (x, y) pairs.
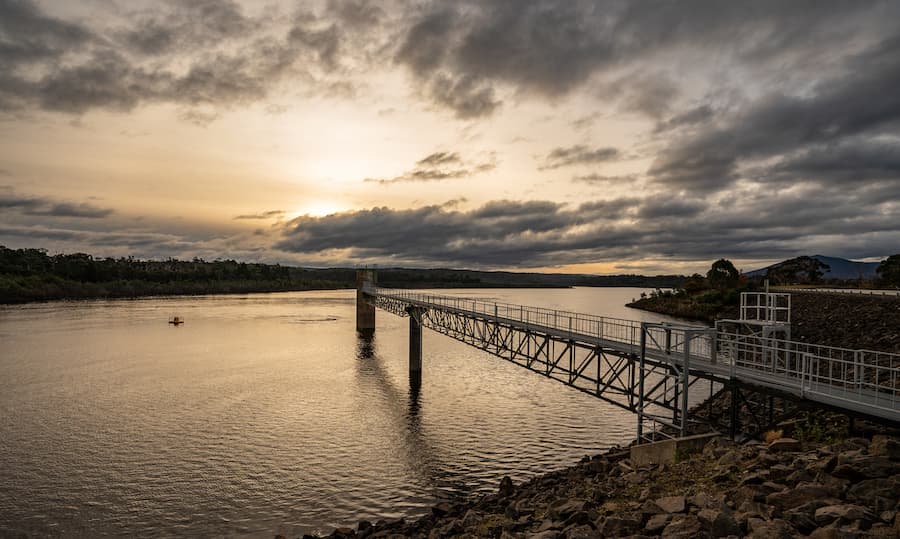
top-left (745, 254), bottom-right (881, 280)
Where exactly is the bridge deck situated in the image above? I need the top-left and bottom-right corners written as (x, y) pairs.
top-left (368, 288), bottom-right (900, 425)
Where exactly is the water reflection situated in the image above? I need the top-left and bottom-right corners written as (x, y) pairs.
top-left (353, 333), bottom-right (439, 489)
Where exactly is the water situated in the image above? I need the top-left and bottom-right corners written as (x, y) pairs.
top-left (0, 287), bottom-right (687, 537)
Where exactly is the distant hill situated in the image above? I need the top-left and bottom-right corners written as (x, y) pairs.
top-left (746, 255), bottom-right (881, 280)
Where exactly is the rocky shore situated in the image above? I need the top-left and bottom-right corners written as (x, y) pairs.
top-left (288, 413), bottom-right (900, 539)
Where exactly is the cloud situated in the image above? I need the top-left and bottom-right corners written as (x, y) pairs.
top-left (573, 173), bottom-right (640, 185)
top-left (234, 210), bottom-right (286, 220)
top-left (392, 1), bottom-right (893, 118)
top-left (649, 34), bottom-right (900, 192)
top-left (272, 180), bottom-right (900, 268)
top-left (0, 191), bottom-right (114, 218)
top-left (540, 145), bottom-right (620, 170)
top-left (0, 0), bottom-right (356, 119)
top-left (365, 151), bottom-right (496, 184)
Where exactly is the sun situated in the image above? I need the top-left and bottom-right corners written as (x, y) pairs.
top-left (294, 200), bottom-right (346, 217)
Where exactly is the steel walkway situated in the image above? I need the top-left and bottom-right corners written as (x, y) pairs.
top-left (363, 286), bottom-right (900, 439)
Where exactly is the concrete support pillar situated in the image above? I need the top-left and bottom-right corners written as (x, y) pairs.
top-left (407, 306), bottom-right (423, 379)
top-left (356, 269), bottom-right (376, 335)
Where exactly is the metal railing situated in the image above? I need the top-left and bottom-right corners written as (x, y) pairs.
top-left (373, 287), bottom-right (645, 352)
top-left (369, 288), bottom-right (900, 419)
top-left (717, 331), bottom-right (900, 410)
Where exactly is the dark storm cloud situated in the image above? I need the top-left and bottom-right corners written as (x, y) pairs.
top-left (0, 0), bottom-right (353, 117)
top-left (275, 184), bottom-right (900, 267)
top-left (365, 152), bottom-right (495, 184)
top-left (758, 139), bottom-right (900, 186)
top-left (393, 1), bottom-right (892, 118)
top-left (0, 191), bottom-right (113, 218)
top-left (540, 146), bottom-right (620, 170)
top-left (650, 35), bottom-right (900, 192)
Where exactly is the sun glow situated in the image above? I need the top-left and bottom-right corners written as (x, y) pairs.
top-left (293, 200), bottom-right (347, 217)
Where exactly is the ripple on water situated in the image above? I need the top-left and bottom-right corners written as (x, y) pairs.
top-left (0, 289), bottom-right (674, 537)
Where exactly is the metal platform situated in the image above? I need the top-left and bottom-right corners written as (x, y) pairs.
top-left (363, 286), bottom-right (900, 440)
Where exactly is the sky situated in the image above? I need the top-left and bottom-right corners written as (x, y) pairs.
top-left (1, 0), bottom-right (899, 275)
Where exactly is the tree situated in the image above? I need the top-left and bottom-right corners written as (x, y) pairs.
top-left (877, 255), bottom-right (900, 287)
top-left (706, 259), bottom-right (739, 289)
top-left (766, 256), bottom-right (830, 285)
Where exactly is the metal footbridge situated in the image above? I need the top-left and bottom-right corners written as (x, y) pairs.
top-left (354, 271), bottom-right (900, 440)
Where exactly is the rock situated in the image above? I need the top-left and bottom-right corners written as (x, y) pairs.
top-left (357, 520), bottom-right (373, 533)
top-left (655, 495), bottom-right (686, 513)
top-left (716, 449), bottom-right (741, 468)
top-left (698, 508), bottom-right (741, 537)
top-left (499, 476), bottom-right (515, 497)
top-left (563, 511), bottom-right (592, 528)
top-left (736, 500), bottom-right (770, 520)
top-left (461, 509), bottom-right (481, 528)
top-left (782, 509), bottom-right (819, 535)
top-left (549, 499), bottom-right (589, 519)
top-left (832, 455), bottom-right (900, 481)
top-left (562, 524), bottom-right (596, 538)
top-left (597, 513), bottom-right (642, 536)
top-left (645, 513), bottom-right (670, 533)
top-left (846, 478), bottom-right (900, 512)
top-left (431, 502), bottom-right (452, 518)
top-left (639, 499), bottom-right (663, 515)
top-left (740, 473), bottom-right (767, 486)
top-left (768, 438), bottom-right (802, 452)
top-left (814, 504), bottom-right (875, 526)
top-left (869, 435), bottom-right (900, 460)
top-left (660, 514), bottom-right (701, 538)
top-left (526, 531), bottom-right (561, 539)
top-left (746, 518), bottom-right (795, 538)
top-left (536, 519), bottom-right (563, 533)
top-left (730, 485), bottom-right (766, 507)
top-left (765, 483), bottom-right (834, 511)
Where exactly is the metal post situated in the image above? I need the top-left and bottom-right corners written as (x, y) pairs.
top-left (356, 269), bottom-right (376, 335)
top-left (408, 307), bottom-right (423, 379)
top-left (729, 384), bottom-right (739, 440)
top-left (681, 335), bottom-right (691, 436)
top-left (637, 323), bottom-right (647, 442)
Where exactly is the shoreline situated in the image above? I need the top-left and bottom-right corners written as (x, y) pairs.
top-left (299, 412), bottom-right (900, 538)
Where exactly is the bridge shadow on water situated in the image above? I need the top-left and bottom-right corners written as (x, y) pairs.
top-left (353, 333), bottom-right (471, 503)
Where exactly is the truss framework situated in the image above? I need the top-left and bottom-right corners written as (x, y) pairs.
top-left (374, 294), bottom-right (720, 440)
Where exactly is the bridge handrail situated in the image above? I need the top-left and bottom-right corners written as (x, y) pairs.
top-left (372, 287), bottom-right (649, 350)
top-left (370, 287), bottom-right (900, 415)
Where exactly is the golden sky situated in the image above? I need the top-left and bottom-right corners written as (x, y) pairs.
top-left (1, 1), bottom-right (898, 274)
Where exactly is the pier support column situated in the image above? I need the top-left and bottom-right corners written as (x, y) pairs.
top-left (407, 306), bottom-right (423, 382)
top-left (356, 269), bottom-right (376, 335)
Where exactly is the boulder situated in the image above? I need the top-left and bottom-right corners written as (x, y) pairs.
top-left (645, 513), bottom-right (670, 533)
top-left (549, 499), bottom-right (590, 520)
top-left (765, 483), bottom-right (834, 511)
top-left (526, 531), bottom-right (561, 539)
top-left (499, 476), bottom-right (515, 497)
top-left (698, 508), bottom-right (741, 537)
top-left (431, 502), bottom-right (452, 518)
top-left (596, 513), bottom-right (642, 536)
top-left (768, 438), bottom-right (802, 452)
top-left (562, 524), bottom-right (596, 538)
top-left (832, 455), bottom-right (900, 481)
top-left (660, 514), bottom-right (702, 538)
top-left (846, 477), bottom-right (900, 512)
top-left (655, 496), bottom-right (686, 514)
top-left (869, 435), bottom-right (900, 460)
top-left (746, 518), bottom-right (795, 538)
top-left (814, 504), bottom-right (875, 526)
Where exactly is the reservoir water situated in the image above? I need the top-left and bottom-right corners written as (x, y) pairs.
top-left (0, 287), bottom-right (688, 537)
